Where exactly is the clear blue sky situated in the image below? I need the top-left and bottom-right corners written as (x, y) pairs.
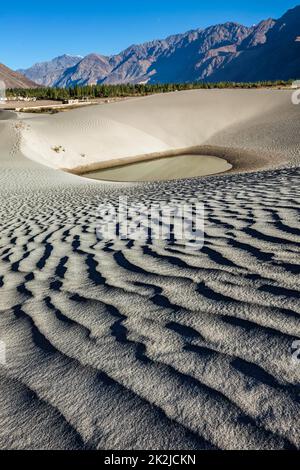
top-left (1, 0), bottom-right (299, 69)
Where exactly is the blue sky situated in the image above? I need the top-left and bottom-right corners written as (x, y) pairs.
top-left (1, 0), bottom-right (299, 69)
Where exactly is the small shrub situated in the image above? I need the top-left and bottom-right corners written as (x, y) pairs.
top-left (52, 145), bottom-right (65, 153)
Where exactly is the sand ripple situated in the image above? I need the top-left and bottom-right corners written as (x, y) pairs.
top-left (0, 166), bottom-right (299, 449)
top-left (0, 91), bottom-right (300, 449)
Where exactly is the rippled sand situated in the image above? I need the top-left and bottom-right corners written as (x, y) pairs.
top-left (0, 90), bottom-right (300, 450)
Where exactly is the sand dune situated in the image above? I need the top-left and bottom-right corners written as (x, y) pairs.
top-left (0, 90), bottom-right (300, 450)
top-left (19, 89), bottom-right (299, 172)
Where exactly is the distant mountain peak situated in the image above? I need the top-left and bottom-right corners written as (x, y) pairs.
top-left (64, 54), bottom-right (83, 58)
top-left (18, 54), bottom-right (83, 87)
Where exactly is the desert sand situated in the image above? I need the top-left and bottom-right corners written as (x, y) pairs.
top-left (0, 89), bottom-right (300, 450)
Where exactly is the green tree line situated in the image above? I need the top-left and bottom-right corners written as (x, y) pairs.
top-left (7, 80), bottom-right (293, 101)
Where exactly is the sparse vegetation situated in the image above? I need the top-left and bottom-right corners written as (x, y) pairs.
top-left (7, 80), bottom-right (294, 102)
top-left (18, 107), bottom-right (60, 114)
top-left (52, 145), bottom-right (65, 153)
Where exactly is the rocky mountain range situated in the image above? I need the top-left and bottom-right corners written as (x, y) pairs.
top-left (210, 6), bottom-right (300, 82)
top-left (17, 5), bottom-right (300, 87)
top-left (0, 63), bottom-right (37, 89)
top-left (18, 55), bottom-right (83, 87)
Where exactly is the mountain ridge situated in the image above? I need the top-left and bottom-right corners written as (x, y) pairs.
top-left (0, 63), bottom-right (38, 89)
top-left (18, 54), bottom-right (84, 87)
top-left (17, 6), bottom-right (300, 87)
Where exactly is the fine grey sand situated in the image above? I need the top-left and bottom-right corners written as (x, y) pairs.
top-left (0, 90), bottom-right (300, 450)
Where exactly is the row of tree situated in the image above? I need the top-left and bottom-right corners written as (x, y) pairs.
top-left (7, 80), bottom-right (293, 101)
